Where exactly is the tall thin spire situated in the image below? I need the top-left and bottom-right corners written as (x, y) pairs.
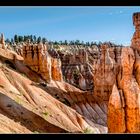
top-left (1, 33), bottom-right (5, 49)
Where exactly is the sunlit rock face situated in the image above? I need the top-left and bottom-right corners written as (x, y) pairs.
top-left (107, 84), bottom-right (126, 133)
top-left (23, 42), bottom-right (63, 83)
top-left (131, 12), bottom-right (140, 51)
top-left (132, 12), bottom-right (140, 88)
top-left (93, 44), bottom-right (117, 101)
top-left (108, 48), bottom-right (140, 133)
top-left (0, 33), bottom-right (5, 49)
top-left (108, 12), bottom-right (140, 133)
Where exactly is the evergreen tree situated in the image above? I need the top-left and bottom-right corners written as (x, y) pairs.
top-left (5, 38), bottom-right (10, 44)
top-left (24, 36), bottom-right (28, 42)
top-left (81, 41), bottom-right (84, 45)
top-left (75, 40), bottom-right (80, 45)
top-left (59, 41), bottom-right (63, 45)
top-left (14, 35), bottom-right (19, 43)
top-left (18, 36), bottom-right (24, 42)
top-left (37, 36), bottom-right (42, 43)
top-left (33, 35), bottom-right (36, 43)
top-left (54, 41), bottom-right (59, 45)
top-left (30, 35), bottom-right (33, 42)
top-left (85, 42), bottom-right (90, 46)
top-left (11, 38), bottom-right (14, 44)
top-left (42, 37), bottom-right (47, 44)
top-left (91, 41), bottom-right (96, 46)
top-left (64, 40), bottom-right (68, 45)
top-left (69, 40), bottom-right (75, 45)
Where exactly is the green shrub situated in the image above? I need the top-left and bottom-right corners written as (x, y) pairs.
top-left (42, 111), bottom-right (49, 120)
top-left (83, 127), bottom-right (93, 134)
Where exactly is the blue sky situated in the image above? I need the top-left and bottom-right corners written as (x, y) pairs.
top-left (0, 6), bottom-right (140, 46)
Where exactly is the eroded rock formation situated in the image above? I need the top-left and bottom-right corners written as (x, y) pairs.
top-left (93, 44), bottom-right (118, 101)
top-left (108, 12), bottom-right (140, 133)
top-left (57, 47), bottom-right (98, 91)
top-left (23, 42), bottom-right (63, 83)
top-left (0, 47), bottom-right (108, 133)
top-left (0, 33), bottom-right (5, 49)
top-left (131, 12), bottom-right (140, 50)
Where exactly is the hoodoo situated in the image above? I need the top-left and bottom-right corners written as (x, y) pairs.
top-left (108, 12), bottom-right (140, 133)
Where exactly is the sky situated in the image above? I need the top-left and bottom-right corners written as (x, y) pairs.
top-left (0, 6), bottom-right (140, 46)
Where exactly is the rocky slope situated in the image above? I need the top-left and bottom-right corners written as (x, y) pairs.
top-left (0, 47), bottom-right (107, 133)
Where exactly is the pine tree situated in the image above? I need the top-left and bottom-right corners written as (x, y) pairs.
top-left (75, 40), bottom-right (80, 45)
top-left (5, 38), bottom-right (10, 44)
top-left (18, 36), bottom-right (24, 42)
top-left (42, 37), bottom-right (47, 44)
top-left (64, 40), bottom-right (68, 45)
top-left (11, 38), bottom-right (14, 44)
top-left (33, 35), bottom-right (36, 43)
top-left (69, 40), bottom-right (74, 45)
top-left (59, 41), bottom-right (63, 45)
top-left (14, 35), bottom-right (19, 43)
top-left (37, 36), bottom-right (42, 43)
top-left (30, 35), bottom-right (33, 42)
top-left (24, 36), bottom-right (28, 42)
top-left (54, 41), bottom-right (59, 45)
